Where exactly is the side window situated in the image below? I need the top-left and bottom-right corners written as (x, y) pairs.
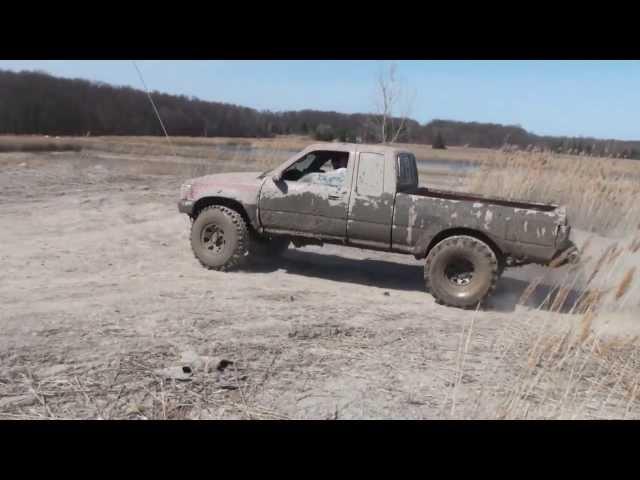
top-left (397, 153), bottom-right (418, 187)
top-left (283, 150), bottom-right (349, 188)
top-left (356, 152), bottom-right (385, 196)
top-left (282, 152), bottom-right (319, 181)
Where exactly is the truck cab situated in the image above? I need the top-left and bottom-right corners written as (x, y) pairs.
top-left (258, 143), bottom-right (414, 250)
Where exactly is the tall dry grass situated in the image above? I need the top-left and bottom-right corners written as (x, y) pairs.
top-left (75, 135), bottom-right (307, 169)
top-left (464, 149), bottom-right (640, 314)
top-left (0, 134), bottom-right (305, 165)
top-left (465, 150), bottom-right (640, 237)
top-left (452, 149), bottom-right (640, 419)
top-left (0, 135), bottom-right (81, 153)
top-left (0, 134), bottom-right (310, 179)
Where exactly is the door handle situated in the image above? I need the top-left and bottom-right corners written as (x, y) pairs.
top-left (328, 194), bottom-right (341, 200)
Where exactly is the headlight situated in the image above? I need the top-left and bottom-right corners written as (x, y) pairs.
top-left (180, 183), bottom-right (193, 200)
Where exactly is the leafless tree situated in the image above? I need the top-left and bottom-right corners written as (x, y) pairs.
top-left (368, 62), bottom-right (416, 144)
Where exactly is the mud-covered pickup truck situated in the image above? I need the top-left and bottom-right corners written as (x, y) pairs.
top-left (178, 143), bottom-right (578, 308)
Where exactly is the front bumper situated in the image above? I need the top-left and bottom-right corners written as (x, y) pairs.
top-left (178, 199), bottom-right (194, 215)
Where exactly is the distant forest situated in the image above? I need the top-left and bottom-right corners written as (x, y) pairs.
top-left (1, 69), bottom-right (639, 159)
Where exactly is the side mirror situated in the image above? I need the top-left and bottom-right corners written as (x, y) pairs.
top-left (272, 173), bottom-right (281, 183)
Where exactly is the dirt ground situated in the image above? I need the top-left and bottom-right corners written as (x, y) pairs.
top-left (1, 150), bottom-right (638, 419)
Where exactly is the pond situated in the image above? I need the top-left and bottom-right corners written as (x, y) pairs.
top-left (416, 158), bottom-right (478, 174)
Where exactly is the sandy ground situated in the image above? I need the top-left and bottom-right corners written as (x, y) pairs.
top-left (1, 151), bottom-right (638, 419)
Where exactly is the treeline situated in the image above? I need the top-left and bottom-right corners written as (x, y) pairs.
top-left (261, 110), bottom-right (420, 143)
top-left (0, 70), bottom-right (269, 137)
top-left (418, 120), bottom-right (640, 159)
top-left (0, 70), bottom-right (417, 142)
top-left (1, 69), bottom-right (638, 159)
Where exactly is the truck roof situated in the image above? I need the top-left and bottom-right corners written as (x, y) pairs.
top-left (304, 142), bottom-right (412, 156)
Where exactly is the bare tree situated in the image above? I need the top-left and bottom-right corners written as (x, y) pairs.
top-left (368, 62), bottom-right (416, 144)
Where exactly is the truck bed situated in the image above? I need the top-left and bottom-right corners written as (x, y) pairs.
top-left (401, 186), bottom-right (559, 212)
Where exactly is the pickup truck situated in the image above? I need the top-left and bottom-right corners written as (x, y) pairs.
top-left (178, 143), bottom-right (578, 308)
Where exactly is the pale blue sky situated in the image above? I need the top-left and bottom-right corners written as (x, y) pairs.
top-left (1, 60), bottom-right (638, 140)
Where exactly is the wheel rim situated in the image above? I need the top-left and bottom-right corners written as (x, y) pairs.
top-left (201, 223), bottom-right (226, 254)
top-left (444, 257), bottom-right (475, 287)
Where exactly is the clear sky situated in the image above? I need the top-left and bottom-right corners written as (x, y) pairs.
top-left (1, 60), bottom-right (638, 140)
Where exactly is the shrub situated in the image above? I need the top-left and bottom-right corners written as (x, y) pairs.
top-left (432, 131), bottom-right (447, 149)
top-left (313, 124), bottom-right (335, 142)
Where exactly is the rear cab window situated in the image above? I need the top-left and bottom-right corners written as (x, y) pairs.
top-left (397, 152), bottom-right (418, 190)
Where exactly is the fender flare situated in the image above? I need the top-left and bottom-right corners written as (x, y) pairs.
top-left (412, 221), bottom-right (450, 259)
top-left (413, 224), bottom-right (505, 261)
top-left (191, 195), bottom-right (260, 231)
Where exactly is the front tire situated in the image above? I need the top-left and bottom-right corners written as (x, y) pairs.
top-left (424, 235), bottom-right (500, 309)
top-left (190, 205), bottom-right (249, 271)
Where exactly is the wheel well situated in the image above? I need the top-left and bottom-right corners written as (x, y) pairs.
top-left (192, 197), bottom-right (253, 230)
top-left (424, 228), bottom-right (504, 265)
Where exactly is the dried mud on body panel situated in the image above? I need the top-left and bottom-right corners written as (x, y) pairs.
top-left (259, 184), bottom-right (349, 238)
top-left (393, 192), bottom-right (561, 263)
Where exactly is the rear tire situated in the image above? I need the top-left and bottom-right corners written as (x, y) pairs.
top-left (190, 205), bottom-right (249, 271)
top-left (424, 235), bottom-right (500, 309)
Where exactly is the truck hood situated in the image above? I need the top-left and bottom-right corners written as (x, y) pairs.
top-left (189, 171), bottom-right (263, 199)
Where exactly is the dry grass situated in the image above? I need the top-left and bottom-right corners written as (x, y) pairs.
top-left (0, 135), bottom-right (81, 153)
top-left (0, 134), bottom-right (316, 181)
top-left (615, 268), bottom-right (636, 300)
top-left (511, 217), bottom-right (640, 318)
top-left (455, 148), bottom-right (640, 418)
top-left (8, 135), bottom-right (639, 233)
top-left (450, 285), bottom-right (640, 419)
top-left (0, 134), bottom-right (502, 187)
top-left (3, 135), bottom-right (640, 419)
top-left (466, 150), bottom-right (640, 236)
top-left (0, 352), bottom-right (258, 420)
top-left (425, 147), bottom-right (640, 417)
top-left (0, 134), bottom-right (306, 164)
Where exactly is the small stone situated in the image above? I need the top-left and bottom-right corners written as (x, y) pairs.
top-left (154, 366), bottom-right (193, 381)
top-left (179, 350), bottom-right (233, 374)
top-left (126, 403), bottom-right (145, 415)
top-left (216, 359), bottom-right (233, 372)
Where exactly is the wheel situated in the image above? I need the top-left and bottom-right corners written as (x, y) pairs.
top-left (424, 235), bottom-right (500, 309)
top-left (250, 233), bottom-right (290, 258)
top-left (190, 205), bottom-right (249, 271)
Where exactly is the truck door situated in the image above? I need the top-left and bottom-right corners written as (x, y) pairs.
top-left (259, 150), bottom-right (353, 240)
top-left (346, 151), bottom-right (396, 248)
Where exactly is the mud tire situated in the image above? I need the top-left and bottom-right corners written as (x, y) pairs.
top-left (424, 235), bottom-right (500, 309)
top-left (190, 205), bottom-right (249, 271)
